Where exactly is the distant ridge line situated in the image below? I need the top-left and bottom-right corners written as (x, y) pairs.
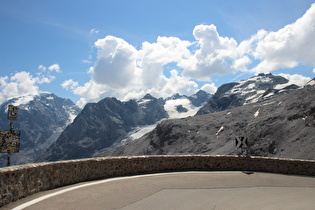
top-left (305, 77), bottom-right (315, 85)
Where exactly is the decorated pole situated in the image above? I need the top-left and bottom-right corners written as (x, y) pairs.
top-left (5, 105), bottom-right (19, 166)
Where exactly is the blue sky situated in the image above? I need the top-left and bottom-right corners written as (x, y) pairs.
top-left (1, 0), bottom-right (315, 107)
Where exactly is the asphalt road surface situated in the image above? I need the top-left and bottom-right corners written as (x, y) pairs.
top-left (3, 171), bottom-right (315, 210)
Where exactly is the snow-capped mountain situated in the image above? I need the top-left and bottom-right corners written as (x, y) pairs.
top-left (37, 95), bottom-right (168, 161)
top-left (0, 93), bottom-right (81, 166)
top-left (164, 90), bottom-right (212, 118)
top-left (112, 90), bottom-right (212, 152)
top-left (197, 73), bottom-right (299, 115)
top-left (37, 90), bottom-right (211, 162)
top-left (102, 81), bottom-right (315, 160)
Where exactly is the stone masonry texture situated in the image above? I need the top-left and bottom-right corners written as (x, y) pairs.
top-left (1, 155), bottom-right (315, 207)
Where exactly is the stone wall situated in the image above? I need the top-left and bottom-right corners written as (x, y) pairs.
top-left (1, 155), bottom-right (315, 207)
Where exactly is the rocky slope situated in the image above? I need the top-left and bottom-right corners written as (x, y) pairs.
top-left (103, 84), bottom-right (315, 160)
top-left (0, 93), bottom-right (80, 166)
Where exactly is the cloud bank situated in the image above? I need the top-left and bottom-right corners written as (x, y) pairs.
top-left (1, 4), bottom-right (315, 107)
top-left (64, 4), bottom-right (315, 107)
top-left (0, 64), bottom-right (60, 103)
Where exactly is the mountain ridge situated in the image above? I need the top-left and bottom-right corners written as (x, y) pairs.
top-left (102, 84), bottom-right (315, 160)
top-left (197, 73), bottom-right (298, 115)
top-left (2, 73), bottom-right (311, 165)
top-left (37, 90), bottom-right (211, 162)
top-left (0, 93), bottom-right (81, 166)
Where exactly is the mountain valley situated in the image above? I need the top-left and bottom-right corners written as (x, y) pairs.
top-left (1, 73), bottom-right (314, 166)
top-left (37, 91), bottom-right (211, 162)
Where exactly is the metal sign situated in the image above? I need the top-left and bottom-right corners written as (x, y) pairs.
top-left (0, 130), bottom-right (21, 153)
top-left (8, 105), bottom-right (18, 120)
top-left (235, 136), bottom-right (248, 149)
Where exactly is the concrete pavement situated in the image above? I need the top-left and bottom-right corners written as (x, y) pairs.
top-left (2, 171), bottom-right (315, 210)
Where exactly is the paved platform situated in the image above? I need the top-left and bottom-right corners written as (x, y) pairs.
top-left (3, 171), bottom-right (315, 210)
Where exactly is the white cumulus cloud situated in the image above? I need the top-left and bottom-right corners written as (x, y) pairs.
top-left (67, 35), bottom-right (201, 107)
top-left (139, 36), bottom-right (191, 87)
top-left (61, 79), bottom-right (79, 91)
top-left (0, 64), bottom-right (61, 104)
top-left (181, 24), bottom-right (237, 80)
top-left (276, 73), bottom-right (311, 88)
top-left (247, 3), bottom-right (315, 73)
top-left (200, 83), bottom-right (217, 94)
top-left (0, 72), bottom-right (39, 103)
top-left (62, 4), bottom-right (315, 107)
top-left (48, 64), bottom-right (61, 72)
top-left (91, 35), bottom-right (137, 89)
top-left (38, 64), bottom-right (61, 73)
top-left (36, 63), bottom-right (61, 84)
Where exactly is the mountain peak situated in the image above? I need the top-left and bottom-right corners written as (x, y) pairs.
top-left (195, 89), bottom-right (208, 95)
top-left (3, 93), bottom-right (39, 107)
top-left (0, 93), bottom-right (81, 166)
top-left (165, 93), bottom-right (187, 101)
top-left (142, 93), bottom-right (156, 100)
top-left (171, 93), bottom-right (183, 99)
top-left (257, 72), bottom-right (272, 77)
top-left (197, 73), bottom-right (295, 115)
top-left (104, 85), bottom-right (315, 160)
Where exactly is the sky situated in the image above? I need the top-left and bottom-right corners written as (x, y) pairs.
top-left (1, 0), bottom-right (315, 107)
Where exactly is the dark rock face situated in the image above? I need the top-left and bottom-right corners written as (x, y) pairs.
top-left (197, 73), bottom-right (291, 115)
top-left (0, 93), bottom-right (80, 166)
top-left (104, 85), bottom-right (315, 160)
top-left (38, 90), bottom-right (211, 162)
top-left (37, 96), bottom-right (169, 162)
top-left (166, 90), bottom-right (212, 108)
top-left (188, 90), bottom-right (212, 107)
top-left (137, 94), bottom-right (168, 125)
top-left (176, 105), bottom-right (188, 113)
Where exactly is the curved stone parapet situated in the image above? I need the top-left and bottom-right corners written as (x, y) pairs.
top-left (1, 155), bottom-right (315, 207)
